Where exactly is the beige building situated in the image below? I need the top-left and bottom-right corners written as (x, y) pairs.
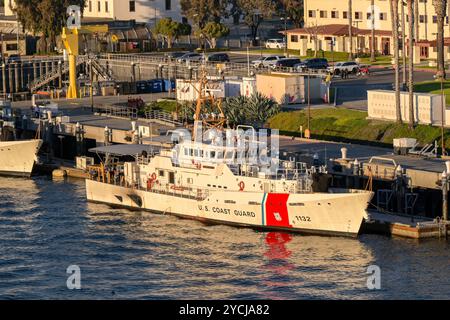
top-left (289, 0), bottom-right (450, 61)
top-left (4, 0), bottom-right (184, 23)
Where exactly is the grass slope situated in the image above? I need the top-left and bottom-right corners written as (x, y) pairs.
top-left (268, 108), bottom-right (450, 148)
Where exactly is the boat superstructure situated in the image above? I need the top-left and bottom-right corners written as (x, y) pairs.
top-left (85, 67), bottom-right (373, 237)
top-left (86, 127), bottom-right (373, 237)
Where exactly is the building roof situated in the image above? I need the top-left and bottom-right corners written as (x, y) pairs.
top-left (283, 24), bottom-right (392, 37)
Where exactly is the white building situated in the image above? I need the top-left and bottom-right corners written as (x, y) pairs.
top-left (4, 0), bottom-right (184, 23)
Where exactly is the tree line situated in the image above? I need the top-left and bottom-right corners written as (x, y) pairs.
top-left (11, 0), bottom-right (303, 51)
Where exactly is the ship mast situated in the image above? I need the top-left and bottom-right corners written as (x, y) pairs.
top-left (192, 62), bottom-right (226, 141)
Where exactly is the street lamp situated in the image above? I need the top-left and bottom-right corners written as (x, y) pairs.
top-left (281, 15), bottom-right (290, 57)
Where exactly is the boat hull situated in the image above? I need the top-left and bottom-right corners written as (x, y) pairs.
top-left (0, 140), bottom-right (42, 177)
top-left (86, 180), bottom-right (373, 237)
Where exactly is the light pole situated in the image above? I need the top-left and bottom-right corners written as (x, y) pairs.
top-left (281, 14), bottom-right (290, 57)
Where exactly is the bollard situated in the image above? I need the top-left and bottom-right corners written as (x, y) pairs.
top-left (14, 63), bottom-right (19, 93)
top-left (8, 64), bottom-right (13, 94)
top-left (33, 62), bottom-right (37, 81)
top-left (104, 126), bottom-right (111, 146)
top-left (353, 159), bottom-right (360, 176)
top-left (340, 147), bottom-right (348, 160)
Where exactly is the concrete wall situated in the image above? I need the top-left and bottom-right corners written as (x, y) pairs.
top-left (256, 73), bottom-right (322, 104)
top-left (367, 90), bottom-right (444, 125)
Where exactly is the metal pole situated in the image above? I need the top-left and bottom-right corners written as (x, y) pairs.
top-left (90, 59), bottom-right (94, 113)
top-left (442, 171), bottom-right (448, 221)
top-left (307, 69), bottom-right (311, 132)
top-left (247, 45), bottom-right (250, 76)
top-left (442, 76), bottom-right (446, 156)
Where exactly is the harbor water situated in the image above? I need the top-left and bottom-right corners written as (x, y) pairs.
top-left (0, 176), bottom-right (449, 300)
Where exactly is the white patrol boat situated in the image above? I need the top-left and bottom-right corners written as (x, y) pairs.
top-left (85, 69), bottom-right (373, 237)
top-left (85, 134), bottom-right (373, 237)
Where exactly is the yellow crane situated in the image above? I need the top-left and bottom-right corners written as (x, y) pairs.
top-left (61, 25), bottom-right (108, 99)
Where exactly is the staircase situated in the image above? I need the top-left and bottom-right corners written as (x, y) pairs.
top-left (90, 58), bottom-right (114, 81)
top-left (30, 56), bottom-right (88, 92)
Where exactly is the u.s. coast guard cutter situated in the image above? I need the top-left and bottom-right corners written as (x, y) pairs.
top-left (85, 72), bottom-right (373, 237)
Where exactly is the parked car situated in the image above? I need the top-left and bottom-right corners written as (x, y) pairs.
top-left (252, 55), bottom-right (286, 68)
top-left (176, 52), bottom-right (203, 63)
top-left (294, 58), bottom-right (328, 71)
top-left (327, 61), bottom-right (360, 75)
top-left (265, 39), bottom-right (286, 49)
top-left (271, 58), bottom-right (301, 70)
top-left (206, 53), bottom-right (230, 63)
top-left (165, 51), bottom-right (187, 61)
top-left (6, 54), bottom-right (21, 64)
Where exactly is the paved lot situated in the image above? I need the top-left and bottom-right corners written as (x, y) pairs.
top-left (331, 68), bottom-right (436, 110)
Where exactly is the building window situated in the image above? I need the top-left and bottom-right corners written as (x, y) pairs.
top-left (6, 43), bottom-right (18, 51)
top-left (343, 11), bottom-right (348, 19)
top-left (165, 0), bottom-right (171, 10)
top-left (105, 1), bottom-right (109, 12)
top-left (291, 35), bottom-right (298, 42)
top-left (97, 1), bottom-right (101, 11)
top-left (320, 10), bottom-right (327, 18)
top-left (419, 15), bottom-right (426, 23)
top-left (129, 0), bottom-right (135, 12)
top-left (380, 13), bottom-right (387, 20)
top-left (331, 11), bottom-right (338, 19)
top-left (308, 10), bottom-right (316, 18)
top-left (367, 12), bottom-right (372, 20)
top-left (355, 12), bottom-right (362, 20)
top-left (88, 0), bottom-right (92, 12)
top-left (433, 16), bottom-right (437, 23)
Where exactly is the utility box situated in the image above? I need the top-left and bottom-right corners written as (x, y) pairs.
top-left (241, 77), bottom-right (256, 97)
top-left (76, 156), bottom-right (95, 170)
top-left (256, 73), bottom-right (322, 104)
top-left (393, 138), bottom-right (417, 155)
top-left (368, 90), bottom-right (444, 125)
top-left (225, 79), bottom-right (242, 97)
top-left (101, 86), bottom-right (115, 96)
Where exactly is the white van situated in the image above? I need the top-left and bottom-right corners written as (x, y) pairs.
top-left (265, 39), bottom-right (286, 49)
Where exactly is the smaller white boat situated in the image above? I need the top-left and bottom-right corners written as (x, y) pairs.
top-left (0, 139), bottom-right (43, 177)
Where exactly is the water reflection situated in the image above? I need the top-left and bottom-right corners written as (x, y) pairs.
top-left (0, 177), bottom-right (449, 299)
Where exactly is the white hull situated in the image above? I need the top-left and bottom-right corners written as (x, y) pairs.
top-left (86, 180), bottom-right (373, 237)
top-left (0, 140), bottom-right (42, 176)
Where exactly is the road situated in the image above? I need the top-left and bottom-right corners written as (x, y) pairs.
top-left (330, 68), bottom-right (436, 110)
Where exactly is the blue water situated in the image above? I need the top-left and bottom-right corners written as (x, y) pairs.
top-left (0, 176), bottom-right (449, 300)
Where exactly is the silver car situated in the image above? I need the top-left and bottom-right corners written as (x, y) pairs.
top-left (176, 52), bottom-right (203, 63)
top-left (252, 55), bottom-right (286, 68)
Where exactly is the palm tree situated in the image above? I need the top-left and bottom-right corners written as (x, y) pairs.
top-left (432, 0), bottom-right (447, 80)
top-left (391, 0), bottom-right (402, 123)
top-left (408, 0), bottom-right (415, 129)
top-left (414, 0), bottom-right (419, 40)
top-left (371, 0), bottom-right (376, 62)
top-left (348, 0), bottom-right (353, 60)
